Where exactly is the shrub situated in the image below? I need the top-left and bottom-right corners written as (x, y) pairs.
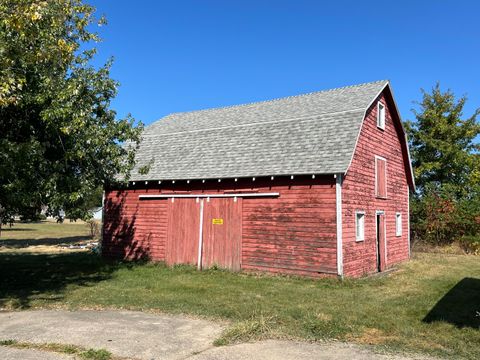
top-left (458, 235), bottom-right (480, 255)
top-left (86, 219), bottom-right (100, 239)
top-left (411, 184), bottom-right (480, 249)
top-left (411, 186), bottom-right (458, 246)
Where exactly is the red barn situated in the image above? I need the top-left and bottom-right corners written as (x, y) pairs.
top-left (103, 80), bottom-right (415, 278)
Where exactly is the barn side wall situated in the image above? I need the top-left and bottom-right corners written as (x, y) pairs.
top-left (102, 176), bottom-right (338, 277)
top-left (342, 92), bottom-right (410, 277)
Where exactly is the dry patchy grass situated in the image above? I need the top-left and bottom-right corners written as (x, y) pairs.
top-left (0, 221), bottom-right (92, 254)
top-left (0, 339), bottom-right (115, 360)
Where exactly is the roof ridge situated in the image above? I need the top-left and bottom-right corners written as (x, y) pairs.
top-left (142, 108), bottom-right (366, 137)
top-left (155, 79), bottom-right (389, 121)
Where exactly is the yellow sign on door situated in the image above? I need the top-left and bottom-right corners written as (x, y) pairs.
top-left (212, 218), bottom-right (224, 225)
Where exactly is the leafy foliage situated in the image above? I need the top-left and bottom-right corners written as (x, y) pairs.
top-left (0, 0), bottom-right (143, 225)
top-left (406, 83), bottom-right (480, 194)
top-left (406, 84), bottom-right (480, 248)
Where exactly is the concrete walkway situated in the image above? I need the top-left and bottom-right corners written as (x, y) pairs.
top-left (0, 310), bottom-right (222, 360)
top-left (0, 310), bottom-right (434, 360)
top-left (193, 340), bottom-right (434, 360)
top-left (1, 347), bottom-right (72, 360)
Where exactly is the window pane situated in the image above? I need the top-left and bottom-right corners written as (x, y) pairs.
top-left (396, 214), bottom-right (402, 236)
top-left (378, 103), bottom-right (385, 129)
top-left (356, 213), bottom-right (364, 241)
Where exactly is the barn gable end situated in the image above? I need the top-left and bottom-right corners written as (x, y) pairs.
top-left (341, 88), bottom-right (411, 277)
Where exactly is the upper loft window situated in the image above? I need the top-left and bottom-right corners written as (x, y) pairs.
top-left (377, 102), bottom-right (385, 130)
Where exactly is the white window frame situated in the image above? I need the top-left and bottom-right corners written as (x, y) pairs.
top-left (374, 155), bottom-right (388, 199)
top-left (377, 101), bottom-right (385, 130)
top-left (355, 211), bottom-right (365, 242)
top-left (396, 212), bottom-right (402, 237)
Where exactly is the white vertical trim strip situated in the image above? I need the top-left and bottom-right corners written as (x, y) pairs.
top-left (336, 173), bottom-right (343, 277)
top-left (100, 190), bottom-right (105, 251)
top-left (197, 199), bottom-right (204, 270)
top-left (407, 189), bottom-right (411, 258)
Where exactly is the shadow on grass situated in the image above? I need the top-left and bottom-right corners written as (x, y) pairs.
top-left (0, 252), bottom-right (118, 309)
top-left (0, 236), bottom-right (92, 248)
top-left (423, 277), bottom-right (480, 329)
top-left (1, 228), bottom-right (34, 232)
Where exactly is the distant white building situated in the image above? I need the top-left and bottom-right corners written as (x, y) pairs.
top-left (91, 207), bottom-right (103, 221)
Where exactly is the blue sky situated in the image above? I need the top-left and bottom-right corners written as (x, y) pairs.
top-left (89, 0), bottom-right (479, 126)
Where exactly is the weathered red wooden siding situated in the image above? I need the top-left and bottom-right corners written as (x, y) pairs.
top-left (342, 92), bottom-right (410, 277)
top-left (102, 190), bottom-right (167, 260)
top-left (102, 176), bottom-right (337, 277)
top-left (241, 177), bottom-right (337, 276)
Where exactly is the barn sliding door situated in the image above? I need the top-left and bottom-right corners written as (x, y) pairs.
top-left (202, 198), bottom-right (242, 271)
top-left (165, 197), bottom-right (242, 271)
top-left (166, 198), bottom-right (201, 266)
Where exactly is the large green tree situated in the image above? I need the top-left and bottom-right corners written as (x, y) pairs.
top-left (406, 83), bottom-right (480, 195)
top-left (0, 0), bottom-right (142, 231)
top-left (406, 84), bottom-right (480, 247)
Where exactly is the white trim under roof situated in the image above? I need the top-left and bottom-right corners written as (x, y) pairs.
top-left (139, 192), bottom-right (279, 199)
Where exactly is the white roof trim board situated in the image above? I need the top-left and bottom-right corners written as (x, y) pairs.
top-left (128, 80), bottom-right (413, 186)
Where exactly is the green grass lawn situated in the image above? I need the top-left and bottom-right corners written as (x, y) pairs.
top-left (0, 222), bottom-right (479, 359)
top-left (0, 221), bottom-right (91, 250)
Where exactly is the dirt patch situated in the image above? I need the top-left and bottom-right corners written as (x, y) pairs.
top-left (349, 328), bottom-right (400, 345)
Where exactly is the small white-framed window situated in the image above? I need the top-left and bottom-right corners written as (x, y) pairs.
top-left (377, 102), bottom-right (385, 130)
top-left (395, 213), bottom-right (402, 236)
top-left (355, 211), bottom-right (365, 242)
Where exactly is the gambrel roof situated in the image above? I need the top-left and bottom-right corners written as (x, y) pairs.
top-left (129, 80), bottom-right (413, 186)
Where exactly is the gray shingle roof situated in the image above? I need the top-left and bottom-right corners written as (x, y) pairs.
top-left (129, 80), bottom-right (389, 181)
